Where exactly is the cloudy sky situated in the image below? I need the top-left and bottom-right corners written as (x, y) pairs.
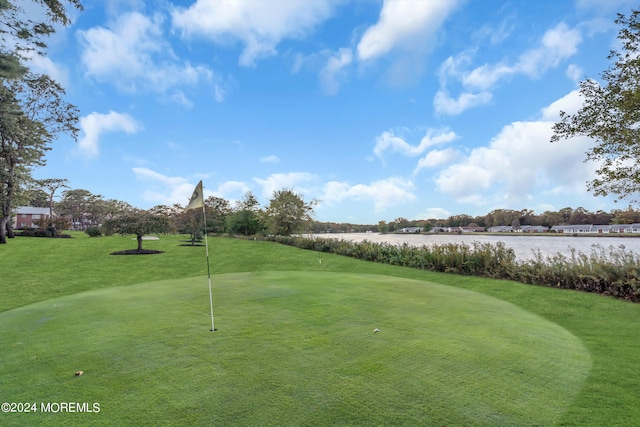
top-left (30, 0), bottom-right (636, 224)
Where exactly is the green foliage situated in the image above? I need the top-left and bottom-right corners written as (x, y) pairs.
top-left (85, 226), bottom-right (101, 237)
top-left (225, 191), bottom-right (265, 236)
top-left (267, 236), bottom-right (640, 302)
top-left (0, 1), bottom-right (82, 243)
top-left (0, 74), bottom-right (79, 243)
top-left (103, 211), bottom-right (172, 251)
top-left (17, 227), bottom-right (70, 238)
top-left (175, 208), bottom-right (203, 244)
top-left (204, 195), bottom-right (230, 233)
top-left (0, 1), bottom-right (83, 79)
top-left (264, 187), bottom-right (315, 236)
top-left (552, 8), bottom-right (640, 203)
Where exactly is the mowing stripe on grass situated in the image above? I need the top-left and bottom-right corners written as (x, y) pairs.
top-left (0, 271), bottom-right (590, 426)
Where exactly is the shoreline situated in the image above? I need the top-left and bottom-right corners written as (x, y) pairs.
top-left (374, 232), bottom-right (640, 238)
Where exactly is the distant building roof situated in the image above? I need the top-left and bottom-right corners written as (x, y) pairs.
top-left (14, 207), bottom-right (53, 215)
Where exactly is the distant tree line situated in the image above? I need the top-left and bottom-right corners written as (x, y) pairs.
top-left (14, 186), bottom-right (316, 242)
top-left (16, 183), bottom-right (640, 239)
top-left (311, 207), bottom-right (640, 235)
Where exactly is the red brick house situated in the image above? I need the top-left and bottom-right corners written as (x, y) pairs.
top-left (12, 207), bottom-right (55, 229)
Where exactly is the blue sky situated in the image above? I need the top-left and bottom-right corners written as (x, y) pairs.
top-left (29, 0), bottom-right (636, 224)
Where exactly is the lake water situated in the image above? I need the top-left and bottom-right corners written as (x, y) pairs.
top-left (311, 233), bottom-right (640, 262)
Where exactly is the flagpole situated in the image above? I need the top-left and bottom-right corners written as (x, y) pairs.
top-left (202, 203), bottom-right (215, 332)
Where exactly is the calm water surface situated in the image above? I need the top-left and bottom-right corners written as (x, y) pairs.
top-left (312, 233), bottom-right (640, 262)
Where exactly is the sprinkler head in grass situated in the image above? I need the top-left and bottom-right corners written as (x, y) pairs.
top-left (373, 328), bottom-right (380, 333)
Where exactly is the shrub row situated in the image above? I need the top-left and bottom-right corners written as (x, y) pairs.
top-left (264, 235), bottom-right (640, 302)
top-left (17, 228), bottom-right (71, 238)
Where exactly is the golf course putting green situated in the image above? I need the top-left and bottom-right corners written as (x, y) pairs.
top-left (1, 271), bottom-right (591, 426)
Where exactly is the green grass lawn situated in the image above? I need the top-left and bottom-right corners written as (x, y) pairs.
top-left (1, 232), bottom-right (640, 426)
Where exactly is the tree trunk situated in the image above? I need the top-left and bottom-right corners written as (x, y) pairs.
top-left (0, 216), bottom-right (8, 244)
top-left (137, 235), bottom-right (143, 251)
top-left (6, 221), bottom-right (14, 238)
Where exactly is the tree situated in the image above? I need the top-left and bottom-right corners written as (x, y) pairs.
top-left (0, 74), bottom-right (79, 243)
top-left (264, 188), bottom-right (316, 236)
top-left (56, 189), bottom-right (95, 229)
top-left (0, 1), bottom-right (82, 243)
top-left (569, 207), bottom-right (591, 225)
top-left (205, 196), bottom-right (231, 233)
top-left (551, 9), bottom-right (640, 203)
top-left (102, 199), bottom-right (134, 220)
top-left (27, 188), bottom-right (48, 207)
top-left (611, 206), bottom-right (640, 224)
top-left (0, 1), bottom-right (83, 80)
top-left (226, 191), bottom-right (264, 236)
top-left (36, 178), bottom-right (68, 231)
top-left (103, 211), bottom-right (172, 253)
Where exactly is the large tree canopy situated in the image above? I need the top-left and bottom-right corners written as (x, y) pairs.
top-left (264, 188), bottom-right (316, 236)
top-left (0, 0), bottom-right (83, 78)
top-left (0, 1), bottom-right (82, 243)
top-left (551, 9), bottom-right (640, 203)
top-left (103, 211), bottom-right (172, 253)
top-left (0, 74), bottom-right (79, 243)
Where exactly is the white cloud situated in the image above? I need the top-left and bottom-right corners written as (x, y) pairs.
top-left (78, 111), bottom-right (142, 158)
top-left (540, 89), bottom-right (582, 121)
top-left (260, 155), bottom-right (281, 164)
top-left (433, 90), bottom-right (492, 115)
top-left (78, 12), bottom-right (216, 99)
top-left (132, 167), bottom-right (186, 186)
top-left (474, 18), bottom-right (516, 46)
top-left (437, 23), bottom-right (583, 116)
top-left (414, 148), bottom-right (459, 174)
top-left (26, 54), bottom-right (69, 87)
top-left (215, 181), bottom-right (251, 200)
top-left (566, 64), bottom-right (584, 82)
top-left (374, 128), bottom-right (457, 158)
top-left (433, 95), bottom-right (597, 204)
top-left (357, 0), bottom-right (461, 61)
top-left (171, 0), bottom-right (335, 67)
top-left (254, 172), bottom-right (317, 199)
top-left (168, 91), bottom-right (194, 108)
top-left (515, 23), bottom-right (582, 78)
top-left (322, 177), bottom-right (416, 211)
top-left (132, 168), bottom-right (247, 207)
top-left (463, 63), bottom-right (513, 91)
top-left (414, 207), bottom-right (452, 220)
top-left (132, 167), bottom-right (198, 206)
top-left (319, 48), bottom-right (353, 95)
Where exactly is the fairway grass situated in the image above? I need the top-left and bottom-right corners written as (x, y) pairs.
top-left (1, 233), bottom-right (640, 425)
top-left (1, 272), bottom-right (590, 426)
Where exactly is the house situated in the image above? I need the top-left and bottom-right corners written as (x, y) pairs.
top-left (429, 226), bottom-right (455, 233)
top-left (459, 226), bottom-right (485, 232)
top-left (12, 207), bottom-right (54, 229)
top-left (520, 225), bottom-right (549, 233)
top-left (397, 227), bottom-right (423, 233)
top-left (549, 224), bottom-right (640, 234)
top-left (550, 225), bottom-right (594, 233)
top-left (592, 225), bottom-right (611, 234)
top-left (487, 225), bottom-right (513, 233)
top-left (609, 224), bottom-right (632, 233)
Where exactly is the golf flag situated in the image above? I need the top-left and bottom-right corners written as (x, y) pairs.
top-left (185, 181), bottom-right (204, 211)
top-left (184, 180), bottom-right (215, 332)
